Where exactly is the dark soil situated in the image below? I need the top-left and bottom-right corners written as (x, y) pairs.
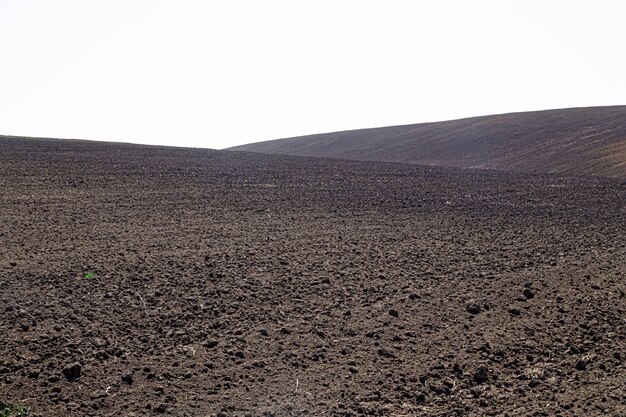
top-left (229, 106), bottom-right (626, 178)
top-left (1, 137), bottom-right (625, 416)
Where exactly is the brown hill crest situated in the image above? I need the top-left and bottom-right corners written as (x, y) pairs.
top-left (229, 106), bottom-right (626, 178)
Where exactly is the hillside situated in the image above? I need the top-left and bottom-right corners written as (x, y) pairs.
top-left (1, 137), bottom-right (625, 416)
top-left (230, 106), bottom-right (626, 178)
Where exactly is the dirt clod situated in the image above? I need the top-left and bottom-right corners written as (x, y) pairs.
top-left (62, 363), bottom-right (82, 382)
top-left (575, 360), bottom-right (587, 371)
top-left (509, 307), bottom-right (521, 316)
top-left (121, 371), bottom-right (133, 385)
top-left (467, 303), bottom-right (481, 315)
top-left (474, 365), bottom-right (489, 384)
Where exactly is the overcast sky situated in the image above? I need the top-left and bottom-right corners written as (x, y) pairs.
top-left (1, 1), bottom-right (625, 149)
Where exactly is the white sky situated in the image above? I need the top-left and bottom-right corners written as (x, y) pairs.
top-left (1, 1), bottom-right (625, 149)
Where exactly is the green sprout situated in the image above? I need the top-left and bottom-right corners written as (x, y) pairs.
top-left (0, 401), bottom-right (30, 416)
top-left (84, 272), bottom-right (95, 279)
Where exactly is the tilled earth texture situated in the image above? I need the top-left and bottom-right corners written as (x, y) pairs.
top-left (1, 137), bottom-right (625, 417)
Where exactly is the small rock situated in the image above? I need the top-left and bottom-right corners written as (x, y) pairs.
top-left (388, 309), bottom-right (399, 318)
top-left (20, 323), bottom-right (29, 331)
top-left (204, 340), bottom-right (219, 349)
top-left (48, 375), bottom-right (60, 383)
top-left (155, 403), bottom-right (167, 413)
top-left (575, 359), bottom-right (587, 371)
top-left (523, 288), bottom-right (535, 299)
top-left (348, 366), bottom-right (358, 374)
top-left (474, 365), bottom-right (489, 384)
top-left (466, 303), bottom-right (481, 315)
top-left (280, 327), bottom-right (291, 335)
top-left (62, 363), bottom-right (82, 382)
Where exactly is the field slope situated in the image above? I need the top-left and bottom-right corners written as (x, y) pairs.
top-left (1, 137), bottom-right (625, 416)
top-left (230, 106), bottom-right (626, 178)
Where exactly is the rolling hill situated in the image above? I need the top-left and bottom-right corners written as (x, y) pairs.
top-left (229, 106), bottom-right (626, 178)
